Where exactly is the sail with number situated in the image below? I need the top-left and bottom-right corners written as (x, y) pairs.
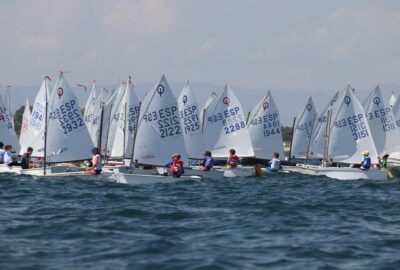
top-left (0, 92), bottom-right (19, 151)
top-left (18, 99), bottom-right (31, 152)
top-left (109, 77), bottom-right (140, 158)
top-left (20, 78), bottom-right (51, 156)
top-left (308, 92), bottom-right (339, 158)
top-left (178, 81), bottom-right (203, 159)
top-left (290, 97), bottom-right (316, 159)
top-left (363, 85), bottom-right (400, 156)
top-left (105, 81), bottom-right (127, 157)
top-left (202, 85), bottom-right (254, 158)
top-left (328, 86), bottom-right (379, 163)
top-left (247, 91), bottom-right (284, 159)
top-left (133, 75), bottom-right (188, 165)
top-left (46, 73), bottom-right (94, 162)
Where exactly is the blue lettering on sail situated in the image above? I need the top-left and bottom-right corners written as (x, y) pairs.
top-left (49, 99), bottom-right (85, 135)
top-left (143, 105), bottom-right (181, 138)
top-left (207, 106), bottom-right (245, 135)
top-left (366, 107), bottom-right (396, 132)
top-left (333, 113), bottom-right (370, 140)
top-left (179, 105), bottom-right (200, 134)
top-left (0, 106), bottom-right (13, 130)
top-left (250, 113), bottom-right (280, 137)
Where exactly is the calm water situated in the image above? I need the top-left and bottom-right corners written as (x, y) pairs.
top-left (1, 173), bottom-right (400, 270)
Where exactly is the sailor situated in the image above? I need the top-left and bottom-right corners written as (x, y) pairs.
top-left (227, 149), bottom-right (239, 168)
top-left (4, 145), bottom-right (19, 167)
top-left (379, 154), bottom-right (389, 169)
top-left (200, 151), bottom-right (214, 171)
top-left (267, 152), bottom-right (281, 172)
top-left (0, 142), bottom-right (5, 164)
top-left (360, 150), bottom-right (371, 170)
top-left (21, 147), bottom-right (34, 169)
top-left (88, 147), bottom-right (102, 175)
top-left (169, 153), bottom-right (184, 177)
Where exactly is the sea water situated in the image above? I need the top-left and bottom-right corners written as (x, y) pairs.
top-left (1, 173), bottom-right (400, 269)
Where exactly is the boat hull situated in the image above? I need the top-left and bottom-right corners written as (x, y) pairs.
top-left (110, 173), bottom-right (202, 185)
top-left (283, 164), bottom-right (388, 180)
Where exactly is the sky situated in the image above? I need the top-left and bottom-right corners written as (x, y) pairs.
top-left (0, 0), bottom-right (400, 124)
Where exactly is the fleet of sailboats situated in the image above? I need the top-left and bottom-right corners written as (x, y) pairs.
top-left (1, 73), bottom-right (398, 182)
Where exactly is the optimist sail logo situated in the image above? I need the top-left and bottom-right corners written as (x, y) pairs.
top-left (222, 97), bottom-right (230, 106)
top-left (157, 85), bottom-right (165, 97)
top-left (57, 87), bottom-right (64, 99)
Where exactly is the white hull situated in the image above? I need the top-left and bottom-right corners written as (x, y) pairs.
top-left (283, 164), bottom-right (388, 180)
top-left (157, 167), bottom-right (225, 179)
top-left (221, 166), bottom-right (255, 178)
top-left (387, 152), bottom-right (400, 176)
top-left (110, 173), bottom-right (202, 185)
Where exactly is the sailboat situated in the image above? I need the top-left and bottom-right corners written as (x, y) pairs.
top-left (285, 86), bottom-right (388, 180)
top-left (107, 77), bottom-right (140, 159)
top-left (18, 99), bottom-right (31, 153)
top-left (363, 85), bottom-right (400, 156)
top-left (201, 85), bottom-right (255, 177)
top-left (247, 91), bottom-right (284, 160)
top-left (308, 92), bottom-right (339, 159)
top-left (19, 72), bottom-right (95, 176)
top-left (113, 75), bottom-right (201, 184)
top-left (289, 96), bottom-right (316, 161)
top-left (0, 88), bottom-right (20, 166)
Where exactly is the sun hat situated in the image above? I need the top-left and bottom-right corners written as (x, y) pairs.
top-left (361, 150), bottom-right (369, 156)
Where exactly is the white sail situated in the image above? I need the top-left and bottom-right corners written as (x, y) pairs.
top-left (105, 81), bottom-right (127, 157)
top-left (46, 73), bottom-right (94, 162)
top-left (109, 77), bottom-right (140, 158)
top-left (290, 97), bottom-right (316, 159)
top-left (392, 94), bottom-right (400, 121)
top-left (247, 91), bottom-right (284, 159)
top-left (84, 81), bottom-right (99, 145)
top-left (363, 85), bottom-right (400, 156)
top-left (18, 99), bottom-right (31, 153)
top-left (328, 86), bottom-right (379, 163)
top-left (20, 78), bottom-right (50, 157)
top-left (389, 92), bottom-right (397, 107)
top-left (200, 91), bottom-right (218, 127)
top-left (202, 85), bottom-right (254, 158)
top-left (85, 86), bottom-right (108, 148)
top-left (101, 88), bottom-right (119, 156)
top-left (134, 75), bottom-right (188, 165)
top-left (0, 93), bottom-right (19, 151)
top-left (309, 92), bottom-right (339, 158)
top-left (178, 81), bottom-right (204, 159)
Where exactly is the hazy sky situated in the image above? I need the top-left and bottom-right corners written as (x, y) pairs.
top-left (0, 0), bottom-right (399, 91)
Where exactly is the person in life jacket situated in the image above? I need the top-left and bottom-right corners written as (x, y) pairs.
top-left (200, 150), bottom-right (214, 171)
top-left (227, 149), bottom-right (239, 168)
top-left (267, 152), bottom-right (281, 172)
top-left (86, 147), bottom-right (102, 175)
top-left (360, 150), bottom-right (371, 170)
top-left (378, 154), bottom-right (389, 169)
top-left (169, 153), bottom-right (184, 177)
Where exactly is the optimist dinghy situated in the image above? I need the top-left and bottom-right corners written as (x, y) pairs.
top-left (286, 86), bottom-right (388, 180)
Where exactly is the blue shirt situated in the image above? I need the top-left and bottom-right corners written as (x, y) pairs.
top-left (361, 156), bottom-right (371, 169)
top-left (270, 158), bottom-right (281, 171)
top-left (203, 156), bottom-right (214, 170)
top-left (0, 149), bottom-right (4, 163)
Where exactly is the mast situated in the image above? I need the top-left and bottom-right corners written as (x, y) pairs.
top-left (122, 101), bottom-right (127, 162)
top-left (323, 109), bottom-right (332, 165)
top-left (129, 102), bottom-right (142, 172)
top-left (43, 76), bottom-right (50, 175)
top-left (287, 117), bottom-right (296, 164)
top-left (104, 104), bottom-right (113, 163)
top-left (97, 102), bottom-right (104, 152)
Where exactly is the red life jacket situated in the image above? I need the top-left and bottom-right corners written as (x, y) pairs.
top-left (170, 160), bottom-right (183, 175)
top-left (228, 155), bottom-right (239, 165)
